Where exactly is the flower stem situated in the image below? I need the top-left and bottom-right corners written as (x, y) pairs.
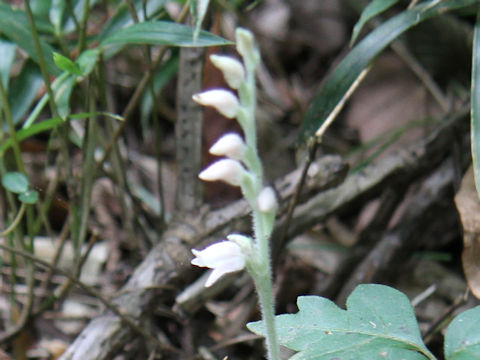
top-left (236, 28), bottom-right (280, 360)
top-left (254, 267), bottom-right (279, 360)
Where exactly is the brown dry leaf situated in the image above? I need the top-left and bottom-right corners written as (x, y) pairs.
top-left (454, 165), bottom-right (480, 299)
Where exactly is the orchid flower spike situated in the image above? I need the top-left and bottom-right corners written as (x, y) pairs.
top-left (210, 55), bottom-right (245, 89)
top-left (199, 159), bottom-right (245, 187)
top-left (191, 241), bottom-right (246, 287)
top-left (192, 89), bottom-right (239, 119)
top-left (209, 133), bottom-right (246, 160)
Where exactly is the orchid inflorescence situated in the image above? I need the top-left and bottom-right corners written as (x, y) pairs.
top-left (190, 28), bottom-right (280, 360)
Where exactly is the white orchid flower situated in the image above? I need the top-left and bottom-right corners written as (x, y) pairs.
top-left (210, 55), bottom-right (245, 89)
top-left (199, 159), bottom-right (245, 186)
top-left (209, 133), bottom-right (246, 160)
top-left (192, 89), bottom-right (239, 118)
top-left (191, 241), bottom-right (246, 287)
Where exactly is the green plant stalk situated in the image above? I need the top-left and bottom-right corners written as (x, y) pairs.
top-left (24, 0), bottom-right (60, 120)
top-left (0, 79), bottom-right (24, 173)
top-left (237, 42), bottom-right (279, 360)
top-left (78, 0), bottom-right (91, 54)
top-left (25, 0), bottom-right (75, 218)
top-left (75, 81), bottom-right (97, 263)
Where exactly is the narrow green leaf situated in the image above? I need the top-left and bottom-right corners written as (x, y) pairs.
top-left (19, 190), bottom-right (39, 204)
top-left (444, 306), bottom-right (480, 359)
top-left (0, 3), bottom-right (59, 75)
top-left (2, 172), bottom-right (29, 194)
top-left (23, 72), bottom-right (70, 128)
top-left (1, 112), bottom-right (123, 155)
top-left (55, 75), bottom-right (76, 118)
top-left (191, 0), bottom-right (211, 42)
top-left (248, 284), bottom-right (434, 360)
top-left (31, 0), bottom-right (52, 20)
top-left (49, 0), bottom-right (66, 33)
top-left (471, 8), bottom-right (480, 198)
top-left (300, 0), bottom-right (479, 143)
top-left (100, 21), bottom-right (232, 47)
top-left (97, 0), bottom-right (167, 41)
top-left (9, 61), bottom-right (44, 124)
top-left (53, 52), bottom-right (82, 76)
top-left (0, 40), bottom-right (16, 90)
top-left (351, 0), bottom-right (400, 46)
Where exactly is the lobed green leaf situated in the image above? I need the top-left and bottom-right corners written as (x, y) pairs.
top-left (444, 306), bottom-right (480, 359)
top-left (248, 284), bottom-right (434, 360)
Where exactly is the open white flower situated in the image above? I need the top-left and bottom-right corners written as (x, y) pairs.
top-left (191, 241), bottom-right (246, 287)
top-left (192, 89), bottom-right (239, 118)
top-left (199, 159), bottom-right (245, 186)
top-left (209, 133), bottom-right (246, 160)
top-left (210, 55), bottom-right (245, 89)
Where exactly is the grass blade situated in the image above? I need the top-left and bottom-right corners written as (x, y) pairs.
top-left (100, 20), bottom-right (232, 47)
top-left (350, 0), bottom-right (401, 46)
top-left (300, 0), bottom-right (478, 143)
top-left (471, 6), bottom-right (480, 198)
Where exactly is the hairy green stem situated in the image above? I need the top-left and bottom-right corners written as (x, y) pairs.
top-left (237, 31), bottom-right (279, 360)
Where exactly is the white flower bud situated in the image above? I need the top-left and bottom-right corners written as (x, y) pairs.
top-left (192, 89), bottom-right (239, 119)
top-left (191, 241), bottom-right (246, 287)
top-left (210, 55), bottom-right (245, 89)
top-left (257, 186), bottom-right (278, 213)
top-left (209, 133), bottom-right (246, 160)
top-left (236, 28), bottom-right (258, 63)
top-left (199, 159), bottom-right (245, 186)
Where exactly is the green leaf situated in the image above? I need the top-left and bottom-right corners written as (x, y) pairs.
top-left (0, 3), bottom-right (59, 76)
top-left (31, 0), bottom-right (52, 20)
top-left (0, 40), bottom-right (16, 90)
top-left (53, 52), bottom-right (82, 76)
top-left (19, 189), bottom-right (39, 204)
top-left (9, 61), bottom-right (44, 124)
top-left (49, 0), bottom-right (66, 33)
top-left (100, 21), bottom-right (232, 47)
top-left (23, 72), bottom-right (70, 128)
top-left (300, 0), bottom-right (479, 143)
top-left (98, 0), bottom-right (167, 41)
top-left (1, 112), bottom-right (123, 155)
top-left (472, 8), bottom-right (480, 199)
top-left (2, 172), bottom-right (29, 194)
top-left (191, 0), bottom-right (211, 42)
top-left (444, 306), bottom-right (480, 359)
top-left (350, 0), bottom-right (401, 46)
top-left (248, 284), bottom-right (434, 360)
top-left (77, 48), bottom-right (100, 76)
top-left (55, 74), bottom-right (76, 118)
